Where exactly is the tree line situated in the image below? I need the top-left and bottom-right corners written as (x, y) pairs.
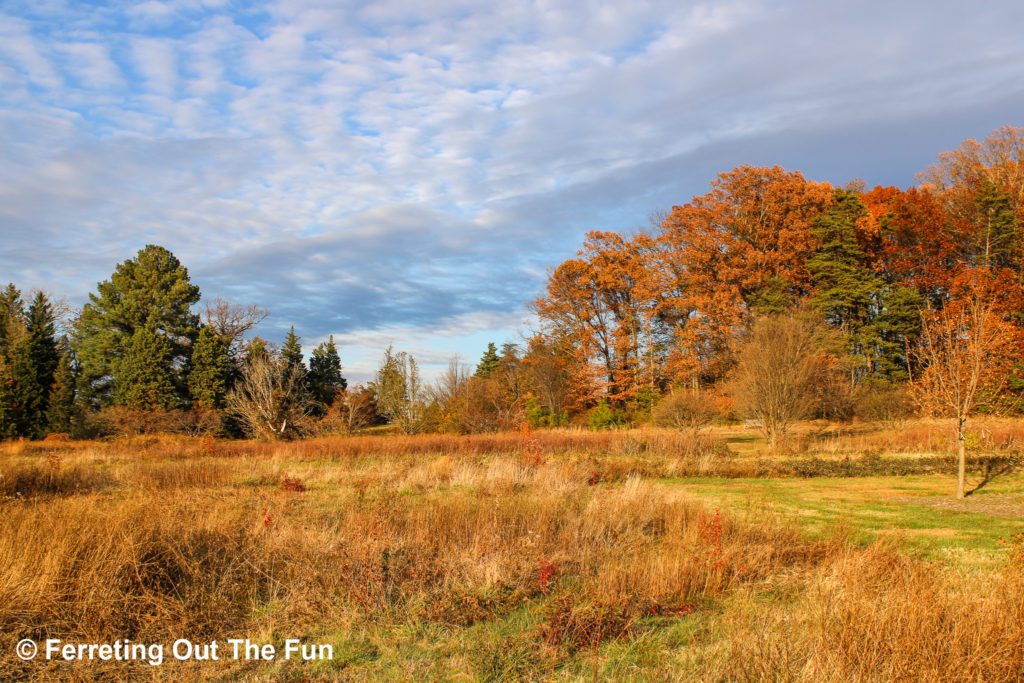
top-left (530, 126), bottom-right (1024, 425)
top-left (2, 126), bottom-right (1023, 449)
top-left (0, 245), bottom-right (349, 438)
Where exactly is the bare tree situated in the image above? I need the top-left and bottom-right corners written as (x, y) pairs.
top-left (203, 297), bottom-right (268, 355)
top-left (373, 345), bottom-right (427, 434)
top-left (227, 354), bottom-right (312, 439)
top-left (315, 384), bottom-right (378, 435)
top-left (732, 312), bottom-right (834, 449)
top-left (914, 291), bottom-right (1020, 498)
top-left (337, 385), bottom-right (377, 433)
top-left (428, 357), bottom-right (472, 432)
top-left (651, 386), bottom-right (712, 434)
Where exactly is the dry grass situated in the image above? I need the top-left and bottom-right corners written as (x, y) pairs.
top-left (0, 429), bottom-right (1022, 680)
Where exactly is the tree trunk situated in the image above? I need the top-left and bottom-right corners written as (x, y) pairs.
top-left (956, 424), bottom-right (967, 499)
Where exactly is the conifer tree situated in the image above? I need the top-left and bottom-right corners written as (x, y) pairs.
top-left (188, 326), bottom-right (230, 409)
top-left (245, 336), bottom-right (271, 363)
top-left (281, 326), bottom-right (305, 373)
top-left (5, 326), bottom-right (43, 437)
top-left (45, 352), bottom-right (78, 434)
top-left (308, 335), bottom-right (346, 407)
top-left (75, 245), bottom-right (200, 405)
top-left (747, 276), bottom-right (796, 315)
top-left (871, 285), bottom-right (925, 381)
top-left (113, 324), bottom-right (179, 409)
top-left (474, 342), bottom-right (501, 379)
top-left (807, 190), bottom-right (884, 381)
top-left (0, 283), bottom-right (24, 357)
top-left (26, 292), bottom-right (59, 429)
top-left (970, 179), bottom-right (1018, 269)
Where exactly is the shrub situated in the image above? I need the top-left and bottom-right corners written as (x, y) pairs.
top-left (651, 388), bottom-right (713, 433)
top-left (588, 399), bottom-right (623, 431)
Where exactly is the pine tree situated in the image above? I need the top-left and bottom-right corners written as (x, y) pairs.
top-left (245, 336), bottom-right (271, 363)
top-left (113, 324), bottom-right (179, 409)
top-left (45, 352), bottom-right (78, 434)
top-left (871, 285), bottom-right (925, 381)
top-left (5, 327), bottom-right (43, 437)
top-left (188, 326), bottom-right (230, 409)
top-left (74, 245), bottom-right (200, 405)
top-left (807, 190), bottom-right (884, 380)
top-left (308, 336), bottom-right (346, 407)
top-left (747, 276), bottom-right (796, 315)
top-left (970, 179), bottom-right (1018, 270)
top-left (281, 326), bottom-right (305, 373)
top-left (0, 283), bottom-right (24, 357)
top-left (25, 292), bottom-right (59, 434)
top-left (474, 342), bottom-right (501, 379)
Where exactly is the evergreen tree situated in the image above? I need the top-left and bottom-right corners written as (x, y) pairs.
top-left (474, 342), bottom-right (501, 379)
top-left (5, 327), bottom-right (44, 437)
top-left (25, 292), bottom-right (59, 432)
top-left (245, 336), bottom-right (271, 363)
top-left (281, 326), bottom-right (305, 373)
top-left (113, 324), bottom-right (179, 409)
top-left (0, 283), bottom-right (24, 356)
top-left (74, 245), bottom-right (200, 405)
top-left (187, 326), bottom-right (230, 409)
top-left (807, 190), bottom-right (884, 381)
top-left (747, 276), bottom-right (796, 315)
top-left (871, 285), bottom-right (925, 381)
top-left (970, 179), bottom-right (1018, 270)
top-left (45, 352), bottom-right (78, 434)
top-left (308, 335), bottom-right (346, 407)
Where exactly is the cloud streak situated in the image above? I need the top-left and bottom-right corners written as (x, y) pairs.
top-left (1, 0), bottom-right (1023, 376)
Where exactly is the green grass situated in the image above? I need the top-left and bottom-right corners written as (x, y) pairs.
top-left (660, 473), bottom-right (1024, 564)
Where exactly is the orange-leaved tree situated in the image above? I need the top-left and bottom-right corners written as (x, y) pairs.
top-left (657, 165), bottom-right (834, 385)
top-left (914, 282), bottom-right (1022, 498)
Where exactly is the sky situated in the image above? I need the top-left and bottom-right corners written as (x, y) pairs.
top-left (1, 0), bottom-right (1023, 383)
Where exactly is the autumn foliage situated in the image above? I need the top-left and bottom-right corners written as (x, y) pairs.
top-left (534, 126), bottom-right (1024, 426)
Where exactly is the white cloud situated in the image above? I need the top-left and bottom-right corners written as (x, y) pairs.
top-left (1, 0), bottom-right (1024, 365)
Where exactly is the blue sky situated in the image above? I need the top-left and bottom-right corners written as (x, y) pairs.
top-left (2, 0), bottom-right (1023, 382)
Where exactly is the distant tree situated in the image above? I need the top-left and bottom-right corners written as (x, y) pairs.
top-left (807, 191), bottom-right (882, 374)
top-left (651, 387), bottom-right (713, 434)
top-left (747, 276), bottom-right (797, 315)
top-left (0, 283), bottom-right (24, 356)
top-left (25, 292), bottom-right (60, 433)
top-left (187, 326), bottom-right (231, 409)
top-left (202, 297), bottom-right (268, 356)
top-left (74, 245), bottom-right (200, 405)
top-left (918, 125), bottom-right (1024, 222)
top-left (1, 322), bottom-right (43, 438)
top-left (474, 342), bottom-right (501, 379)
top-left (872, 285), bottom-right (925, 381)
top-left (732, 312), bottom-right (836, 448)
top-left (228, 354), bottom-right (312, 439)
top-left (281, 327), bottom-right (305, 372)
top-left (430, 357), bottom-right (472, 433)
top-left (0, 359), bottom-right (12, 438)
top-left (45, 352), bottom-right (78, 434)
top-left (245, 336), bottom-right (271, 363)
top-left (332, 384), bottom-right (378, 433)
top-left (202, 296), bottom-right (269, 391)
top-left (374, 345), bottom-right (426, 434)
top-left (968, 179), bottom-right (1018, 269)
top-left (307, 336), bottom-right (346, 408)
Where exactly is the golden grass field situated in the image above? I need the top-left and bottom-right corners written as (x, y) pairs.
top-left (1, 422), bottom-right (1023, 681)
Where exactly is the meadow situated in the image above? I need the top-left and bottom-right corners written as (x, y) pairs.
top-left (1, 421), bottom-right (1023, 681)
